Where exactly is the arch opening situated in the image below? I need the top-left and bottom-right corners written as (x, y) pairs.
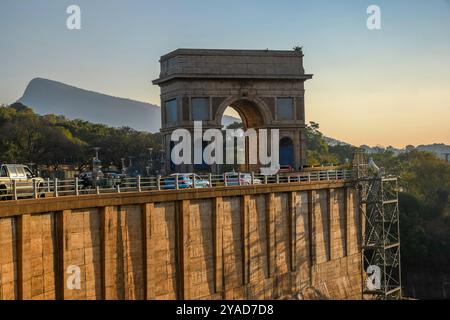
top-left (219, 99), bottom-right (267, 173)
top-left (220, 106), bottom-right (244, 173)
top-left (219, 99), bottom-right (266, 129)
top-left (221, 106), bottom-right (243, 130)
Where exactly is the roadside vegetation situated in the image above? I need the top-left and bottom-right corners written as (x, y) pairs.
top-left (0, 103), bottom-right (161, 172)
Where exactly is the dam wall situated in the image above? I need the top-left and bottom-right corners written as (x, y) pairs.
top-left (0, 181), bottom-right (362, 300)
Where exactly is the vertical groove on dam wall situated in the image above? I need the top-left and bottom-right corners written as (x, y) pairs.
top-left (0, 183), bottom-right (362, 300)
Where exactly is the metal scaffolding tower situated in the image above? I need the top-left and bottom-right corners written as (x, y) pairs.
top-left (353, 150), bottom-right (402, 299)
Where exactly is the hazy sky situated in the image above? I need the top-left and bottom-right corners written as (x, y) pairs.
top-left (0, 0), bottom-right (449, 147)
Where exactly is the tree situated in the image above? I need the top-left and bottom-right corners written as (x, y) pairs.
top-left (305, 121), bottom-right (339, 165)
top-left (369, 148), bottom-right (450, 298)
top-left (0, 104), bottom-right (162, 174)
top-left (226, 121), bottom-right (244, 129)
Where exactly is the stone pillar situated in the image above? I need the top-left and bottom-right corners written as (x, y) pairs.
top-left (213, 197), bottom-right (224, 295)
top-left (17, 214), bottom-right (31, 300)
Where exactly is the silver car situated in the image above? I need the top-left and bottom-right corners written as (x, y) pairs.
top-left (0, 164), bottom-right (45, 200)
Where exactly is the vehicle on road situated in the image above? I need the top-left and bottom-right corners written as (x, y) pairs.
top-left (163, 173), bottom-right (210, 189)
top-left (224, 172), bottom-right (262, 186)
top-left (102, 170), bottom-right (126, 188)
top-left (278, 165), bottom-right (294, 173)
top-left (0, 164), bottom-right (45, 200)
top-left (78, 171), bottom-right (106, 188)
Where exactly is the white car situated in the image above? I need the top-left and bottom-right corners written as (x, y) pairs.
top-left (224, 172), bottom-right (261, 186)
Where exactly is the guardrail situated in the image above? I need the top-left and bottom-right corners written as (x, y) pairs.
top-left (0, 169), bottom-right (353, 201)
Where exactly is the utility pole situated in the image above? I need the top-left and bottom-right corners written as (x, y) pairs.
top-left (148, 148), bottom-right (154, 175)
top-left (159, 149), bottom-right (166, 176)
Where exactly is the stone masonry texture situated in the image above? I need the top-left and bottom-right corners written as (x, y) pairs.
top-left (0, 184), bottom-right (362, 300)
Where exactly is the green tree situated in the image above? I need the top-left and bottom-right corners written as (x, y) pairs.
top-left (305, 122), bottom-right (339, 166)
top-left (0, 104), bottom-right (162, 173)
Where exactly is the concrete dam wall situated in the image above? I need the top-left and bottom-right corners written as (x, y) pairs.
top-left (0, 181), bottom-right (362, 300)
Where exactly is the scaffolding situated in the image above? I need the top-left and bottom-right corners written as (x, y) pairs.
top-left (353, 150), bottom-right (402, 299)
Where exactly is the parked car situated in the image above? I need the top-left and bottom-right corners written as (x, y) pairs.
top-left (278, 165), bottom-right (294, 173)
top-left (163, 173), bottom-right (210, 189)
top-left (102, 170), bottom-right (126, 188)
top-left (224, 172), bottom-right (262, 186)
top-left (0, 164), bottom-right (45, 200)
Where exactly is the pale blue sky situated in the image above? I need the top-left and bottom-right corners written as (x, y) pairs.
top-left (0, 0), bottom-right (449, 146)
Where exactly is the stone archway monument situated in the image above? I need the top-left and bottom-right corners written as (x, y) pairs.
top-left (153, 48), bottom-right (313, 173)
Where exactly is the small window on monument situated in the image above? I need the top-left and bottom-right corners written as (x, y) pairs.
top-left (191, 98), bottom-right (210, 121)
top-left (165, 98), bottom-right (178, 123)
top-left (277, 97), bottom-right (294, 120)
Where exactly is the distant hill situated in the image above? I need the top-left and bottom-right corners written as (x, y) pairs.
top-left (19, 78), bottom-right (162, 132)
top-left (415, 144), bottom-right (450, 160)
top-left (321, 135), bottom-right (449, 160)
top-left (323, 136), bottom-right (351, 147)
top-left (18, 78), bottom-right (240, 132)
top-left (360, 143), bottom-right (450, 160)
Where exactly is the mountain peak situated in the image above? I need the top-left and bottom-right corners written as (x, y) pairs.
top-left (19, 78), bottom-right (162, 132)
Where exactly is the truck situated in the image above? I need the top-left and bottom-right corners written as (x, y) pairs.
top-left (0, 164), bottom-right (45, 200)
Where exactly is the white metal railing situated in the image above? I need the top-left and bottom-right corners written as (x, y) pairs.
top-left (0, 169), bottom-right (353, 201)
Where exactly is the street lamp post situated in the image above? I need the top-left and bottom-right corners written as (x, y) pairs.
top-left (92, 147), bottom-right (101, 187)
top-left (128, 156), bottom-right (134, 168)
top-left (92, 148), bottom-right (101, 168)
top-left (121, 158), bottom-right (126, 175)
top-left (148, 148), bottom-right (154, 176)
top-left (160, 149), bottom-right (166, 176)
top-left (128, 156), bottom-right (135, 176)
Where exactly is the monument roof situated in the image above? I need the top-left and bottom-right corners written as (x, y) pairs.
top-left (153, 48), bottom-right (313, 85)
